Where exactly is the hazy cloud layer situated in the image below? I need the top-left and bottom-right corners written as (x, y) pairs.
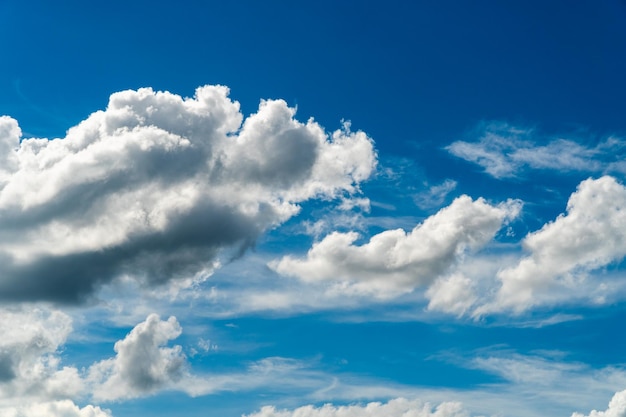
top-left (446, 123), bottom-right (626, 179)
top-left (0, 86), bottom-right (376, 303)
top-left (272, 195), bottom-right (520, 298)
top-left (244, 398), bottom-right (469, 417)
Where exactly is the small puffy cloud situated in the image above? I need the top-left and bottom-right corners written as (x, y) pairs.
top-left (0, 400), bottom-right (112, 417)
top-left (572, 390), bottom-right (626, 417)
top-left (244, 398), bottom-right (469, 417)
top-left (89, 314), bottom-right (186, 401)
top-left (271, 195), bottom-right (520, 298)
top-left (482, 176), bottom-right (626, 313)
top-left (0, 85), bottom-right (376, 303)
top-left (446, 122), bottom-right (623, 179)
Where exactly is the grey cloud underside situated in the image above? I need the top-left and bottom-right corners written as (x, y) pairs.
top-left (0, 203), bottom-right (274, 303)
top-left (0, 86), bottom-right (376, 303)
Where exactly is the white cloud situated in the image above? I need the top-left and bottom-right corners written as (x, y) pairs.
top-left (0, 307), bottom-right (83, 403)
top-left (446, 122), bottom-right (623, 178)
top-left (244, 398), bottom-right (469, 417)
top-left (425, 273), bottom-right (477, 316)
top-left (86, 315), bottom-right (334, 401)
top-left (572, 390), bottom-right (626, 417)
top-left (481, 176), bottom-right (626, 314)
top-left (88, 314), bottom-right (186, 401)
top-left (271, 195), bottom-right (520, 298)
top-left (0, 85), bottom-right (376, 303)
top-left (0, 400), bottom-right (112, 417)
top-left (455, 349), bottom-right (626, 416)
top-left (0, 116), bottom-right (20, 183)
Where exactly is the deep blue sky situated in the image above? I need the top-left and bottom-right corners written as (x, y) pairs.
top-left (1, 2), bottom-right (626, 417)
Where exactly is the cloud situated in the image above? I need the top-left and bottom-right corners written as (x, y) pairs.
top-left (0, 85), bottom-right (376, 303)
top-left (480, 176), bottom-right (626, 313)
top-left (418, 348), bottom-right (626, 417)
top-left (572, 390), bottom-right (626, 417)
top-left (446, 122), bottom-right (625, 179)
top-left (0, 307), bottom-right (83, 403)
top-left (413, 179), bottom-right (457, 210)
top-left (243, 398), bottom-right (469, 417)
top-left (86, 315), bottom-right (334, 401)
top-left (0, 400), bottom-right (112, 417)
top-left (425, 273), bottom-right (477, 317)
top-left (88, 314), bottom-right (186, 400)
top-left (271, 195), bottom-right (520, 298)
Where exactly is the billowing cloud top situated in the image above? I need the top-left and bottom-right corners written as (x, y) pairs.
top-left (0, 86), bottom-right (376, 303)
top-left (572, 389), bottom-right (626, 417)
top-left (244, 398), bottom-right (469, 417)
top-left (482, 176), bottom-right (626, 314)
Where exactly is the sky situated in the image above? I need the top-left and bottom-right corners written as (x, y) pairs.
top-left (0, 1), bottom-right (626, 416)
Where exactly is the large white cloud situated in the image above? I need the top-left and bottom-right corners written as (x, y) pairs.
top-left (88, 314), bottom-right (186, 401)
top-left (271, 195), bottom-right (520, 299)
top-left (481, 176), bottom-right (626, 313)
top-left (572, 390), bottom-right (626, 417)
top-left (0, 86), bottom-right (376, 303)
top-left (244, 398), bottom-right (469, 417)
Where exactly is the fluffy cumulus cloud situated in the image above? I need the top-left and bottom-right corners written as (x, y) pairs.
top-left (0, 85), bottom-right (376, 303)
top-left (446, 122), bottom-right (625, 178)
top-left (0, 400), bottom-right (111, 417)
top-left (89, 314), bottom-right (186, 400)
top-left (572, 390), bottom-right (626, 417)
top-left (483, 176), bottom-right (626, 313)
top-left (271, 195), bottom-right (520, 299)
top-left (244, 398), bottom-right (469, 417)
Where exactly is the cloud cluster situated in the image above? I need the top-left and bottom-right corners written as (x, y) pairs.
top-left (244, 398), bottom-right (469, 417)
top-left (0, 307), bottom-right (112, 417)
top-left (0, 86), bottom-right (376, 303)
top-left (272, 195), bottom-right (520, 299)
top-left (483, 176), bottom-right (626, 313)
top-left (446, 122), bottom-right (625, 178)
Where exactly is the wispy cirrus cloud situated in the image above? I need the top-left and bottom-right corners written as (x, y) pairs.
top-left (446, 122), bottom-right (626, 179)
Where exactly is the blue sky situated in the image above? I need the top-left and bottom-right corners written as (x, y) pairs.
top-left (0, 1), bottom-right (626, 416)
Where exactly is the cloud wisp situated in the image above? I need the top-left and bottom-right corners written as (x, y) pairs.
top-left (446, 122), bottom-right (626, 179)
